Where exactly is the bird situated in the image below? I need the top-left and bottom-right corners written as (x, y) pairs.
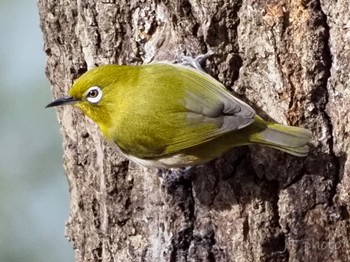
top-left (46, 62), bottom-right (312, 169)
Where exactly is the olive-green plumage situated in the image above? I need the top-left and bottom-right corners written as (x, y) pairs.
top-left (47, 63), bottom-right (312, 168)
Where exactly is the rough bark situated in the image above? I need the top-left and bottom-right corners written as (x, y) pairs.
top-left (38, 0), bottom-right (350, 261)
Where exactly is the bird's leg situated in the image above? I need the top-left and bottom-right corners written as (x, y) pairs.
top-left (180, 50), bottom-right (214, 72)
top-left (157, 166), bottom-right (195, 187)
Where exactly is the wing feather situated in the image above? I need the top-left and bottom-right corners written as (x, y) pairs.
top-left (162, 63), bottom-right (256, 154)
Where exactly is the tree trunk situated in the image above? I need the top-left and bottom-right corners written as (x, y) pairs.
top-left (38, 0), bottom-right (350, 261)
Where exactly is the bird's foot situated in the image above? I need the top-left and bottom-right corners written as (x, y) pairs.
top-left (157, 166), bottom-right (194, 188)
top-left (180, 50), bottom-right (214, 72)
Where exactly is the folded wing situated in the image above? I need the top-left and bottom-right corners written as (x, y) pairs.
top-left (163, 63), bottom-right (256, 154)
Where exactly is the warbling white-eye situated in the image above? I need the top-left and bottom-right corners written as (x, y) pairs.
top-left (47, 62), bottom-right (312, 168)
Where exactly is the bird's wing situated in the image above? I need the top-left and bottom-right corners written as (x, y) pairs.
top-left (163, 63), bottom-right (256, 154)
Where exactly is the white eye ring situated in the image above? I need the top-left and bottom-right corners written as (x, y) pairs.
top-left (86, 86), bottom-right (103, 104)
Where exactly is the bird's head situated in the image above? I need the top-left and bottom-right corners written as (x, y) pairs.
top-left (46, 65), bottom-right (125, 129)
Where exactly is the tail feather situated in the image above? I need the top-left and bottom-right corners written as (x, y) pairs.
top-left (250, 122), bottom-right (312, 157)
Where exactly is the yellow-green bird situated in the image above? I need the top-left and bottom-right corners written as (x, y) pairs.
top-left (47, 63), bottom-right (312, 168)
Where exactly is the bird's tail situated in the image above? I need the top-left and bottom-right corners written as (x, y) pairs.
top-left (249, 117), bottom-right (312, 157)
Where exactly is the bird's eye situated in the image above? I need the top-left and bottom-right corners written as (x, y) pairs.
top-left (88, 89), bottom-right (98, 98)
top-left (86, 86), bottom-right (102, 104)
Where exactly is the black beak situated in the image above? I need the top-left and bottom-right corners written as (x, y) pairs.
top-left (46, 96), bottom-right (79, 108)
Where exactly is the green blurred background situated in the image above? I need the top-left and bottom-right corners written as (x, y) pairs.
top-left (0, 0), bottom-right (74, 261)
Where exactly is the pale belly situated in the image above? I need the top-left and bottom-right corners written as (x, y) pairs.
top-left (108, 140), bottom-right (201, 168)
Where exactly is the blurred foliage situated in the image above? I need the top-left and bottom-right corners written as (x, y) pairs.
top-left (0, 0), bottom-right (74, 261)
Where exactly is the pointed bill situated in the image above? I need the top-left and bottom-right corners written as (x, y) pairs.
top-left (46, 96), bottom-right (78, 108)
